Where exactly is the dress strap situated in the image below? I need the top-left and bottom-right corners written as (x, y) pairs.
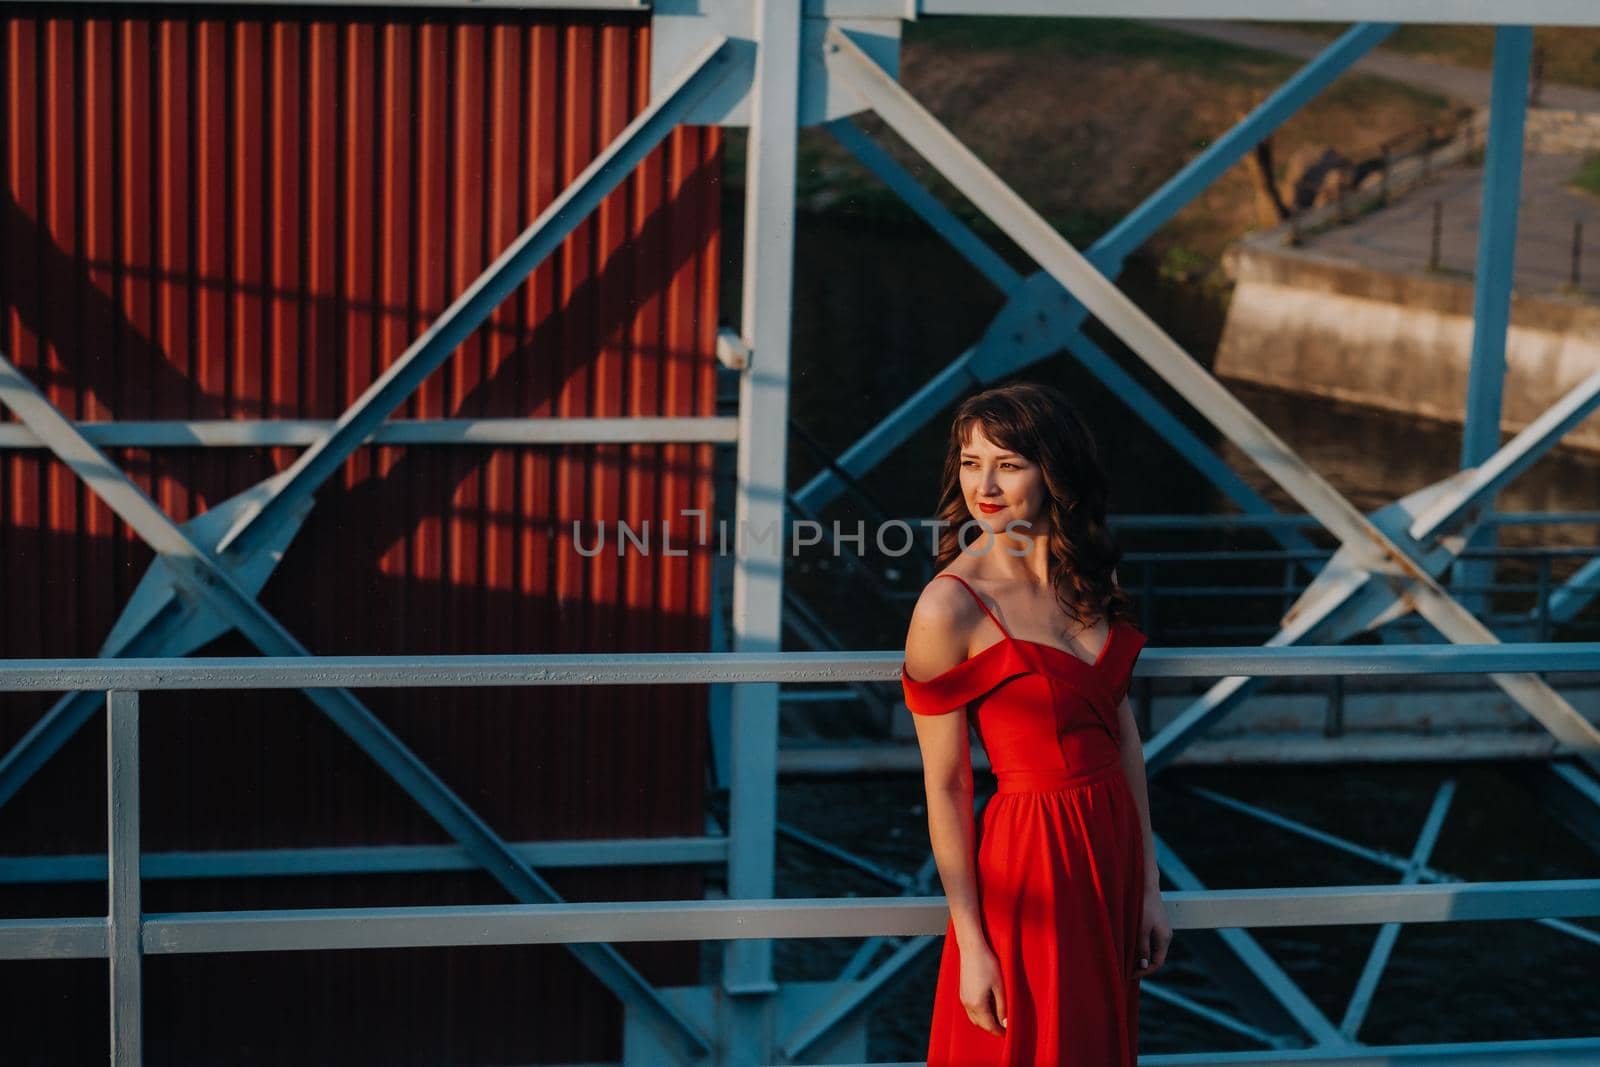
top-left (934, 573), bottom-right (1011, 638)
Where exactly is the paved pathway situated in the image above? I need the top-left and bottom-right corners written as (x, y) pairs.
top-left (1161, 21), bottom-right (1600, 298)
top-left (1156, 20), bottom-right (1600, 113)
top-left (1298, 153), bottom-right (1600, 297)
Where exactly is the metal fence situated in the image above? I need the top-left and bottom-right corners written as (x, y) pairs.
top-left (4, 644), bottom-right (1600, 1065)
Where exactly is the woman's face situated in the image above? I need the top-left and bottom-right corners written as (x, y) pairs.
top-left (959, 425), bottom-right (1049, 536)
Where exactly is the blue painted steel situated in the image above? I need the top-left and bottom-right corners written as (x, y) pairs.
top-left (780, 934), bottom-right (938, 1059)
top-left (723, 4), bottom-right (802, 1061)
top-left (1096, 22), bottom-right (1396, 267)
top-left (0, 356), bottom-right (714, 1057)
top-left (0, 837), bottom-right (729, 885)
top-left (794, 355), bottom-right (977, 509)
top-left (1548, 555), bottom-right (1600, 624)
top-left (1141, 981), bottom-right (1282, 1048)
top-left (707, 557), bottom-right (734, 791)
top-left (777, 821), bottom-right (913, 889)
top-left (1338, 779), bottom-right (1457, 1039)
top-left (1142, 568), bottom-right (1366, 775)
top-left (0, 474), bottom-right (312, 811)
top-left (826, 118), bottom-right (1024, 293)
top-left (0, 43), bottom-right (738, 1059)
top-left (213, 36), bottom-right (735, 565)
top-left (1111, 511), bottom-right (1600, 530)
top-left (1456, 26), bottom-right (1533, 616)
top-left (0, 31), bottom-right (734, 814)
top-left (803, 23), bottom-right (1395, 555)
top-left (821, 35), bottom-right (1600, 780)
top-left (1156, 836), bottom-right (1346, 1046)
top-left (1189, 785), bottom-right (1600, 950)
top-left (1061, 331), bottom-right (1315, 554)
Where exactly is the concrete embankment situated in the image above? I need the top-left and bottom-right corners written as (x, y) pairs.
top-left (1214, 241), bottom-right (1600, 453)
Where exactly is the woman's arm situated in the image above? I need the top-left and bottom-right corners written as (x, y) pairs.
top-left (905, 584), bottom-right (1006, 1035)
top-left (911, 709), bottom-right (983, 953)
top-left (1116, 694), bottom-right (1172, 978)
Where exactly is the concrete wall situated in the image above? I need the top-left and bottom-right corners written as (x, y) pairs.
top-left (1214, 242), bottom-right (1600, 453)
top-left (1525, 106), bottom-right (1600, 155)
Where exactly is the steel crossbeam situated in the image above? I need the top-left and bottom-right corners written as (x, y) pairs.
top-left (1152, 831), bottom-right (1350, 1043)
top-left (807, 21), bottom-right (1600, 776)
top-left (1338, 780), bottom-right (1456, 1040)
top-left (779, 806), bottom-right (960, 1057)
top-left (1149, 362), bottom-right (1600, 770)
top-left (1188, 784), bottom-right (1600, 950)
top-left (0, 415), bottom-right (739, 449)
top-left (0, 37), bottom-right (740, 1059)
top-left (798, 23), bottom-right (1396, 562)
top-left (0, 355), bottom-right (715, 1057)
top-left (211, 35), bottom-right (732, 566)
top-left (1141, 981), bottom-right (1284, 1049)
top-left (824, 26), bottom-right (1600, 779)
top-left (813, 29), bottom-right (1600, 1057)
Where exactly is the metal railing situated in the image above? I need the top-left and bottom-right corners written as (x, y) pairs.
top-left (4, 645), bottom-right (1600, 1064)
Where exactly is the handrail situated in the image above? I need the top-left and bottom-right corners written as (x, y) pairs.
top-left (2, 643), bottom-right (1600, 691)
top-left (6, 645), bottom-right (1598, 1065)
top-left (5, 879), bottom-right (1598, 960)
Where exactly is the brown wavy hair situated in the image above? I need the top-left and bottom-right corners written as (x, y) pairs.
top-left (933, 381), bottom-right (1135, 629)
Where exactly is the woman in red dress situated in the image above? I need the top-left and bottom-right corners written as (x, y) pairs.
top-left (901, 382), bottom-right (1172, 1066)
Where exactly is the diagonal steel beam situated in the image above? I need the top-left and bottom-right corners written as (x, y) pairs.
top-left (0, 359), bottom-right (712, 1056)
top-left (1151, 363), bottom-right (1600, 772)
top-left (1141, 979), bottom-right (1286, 1049)
top-left (0, 470), bottom-right (314, 809)
top-left (1143, 560), bottom-right (1369, 775)
top-left (825, 118), bottom-right (1023, 294)
top-left (826, 27), bottom-right (1600, 774)
top-left (1190, 779), bottom-right (1600, 949)
top-left (213, 36), bottom-right (734, 566)
top-left (827, 55), bottom-right (1598, 763)
top-left (779, 933), bottom-right (939, 1060)
top-left (1338, 778), bottom-right (1456, 1039)
top-left (1156, 835), bottom-right (1346, 1048)
top-left (797, 22), bottom-right (1395, 521)
top-left (779, 806), bottom-right (963, 1056)
top-left (1411, 366), bottom-right (1600, 544)
top-left (0, 36), bottom-right (738, 828)
top-left (1145, 473), bottom-right (1484, 775)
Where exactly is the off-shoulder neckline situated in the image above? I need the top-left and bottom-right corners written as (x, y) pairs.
top-left (902, 619), bottom-right (1122, 687)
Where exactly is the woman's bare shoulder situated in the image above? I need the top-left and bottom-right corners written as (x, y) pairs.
top-left (904, 571), bottom-right (981, 680)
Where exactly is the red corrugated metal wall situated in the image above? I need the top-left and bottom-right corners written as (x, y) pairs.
top-left (0, 6), bottom-right (721, 1063)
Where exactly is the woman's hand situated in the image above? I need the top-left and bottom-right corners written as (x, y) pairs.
top-left (959, 940), bottom-right (1007, 1036)
top-left (1134, 884), bottom-right (1172, 979)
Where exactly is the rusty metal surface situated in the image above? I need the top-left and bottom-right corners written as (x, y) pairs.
top-left (0, 7), bottom-right (720, 1062)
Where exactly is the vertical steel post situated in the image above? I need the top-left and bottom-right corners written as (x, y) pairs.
top-left (724, 4), bottom-right (802, 1063)
top-left (107, 690), bottom-right (142, 1067)
top-left (1536, 554), bottom-right (1552, 644)
top-left (1458, 27), bottom-right (1533, 617)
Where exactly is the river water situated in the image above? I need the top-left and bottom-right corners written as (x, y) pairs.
top-left (738, 204), bottom-right (1600, 1058)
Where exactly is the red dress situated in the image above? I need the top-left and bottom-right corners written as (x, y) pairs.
top-left (901, 572), bottom-right (1148, 1067)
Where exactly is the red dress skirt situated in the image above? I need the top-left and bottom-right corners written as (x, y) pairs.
top-left (901, 573), bottom-right (1148, 1067)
